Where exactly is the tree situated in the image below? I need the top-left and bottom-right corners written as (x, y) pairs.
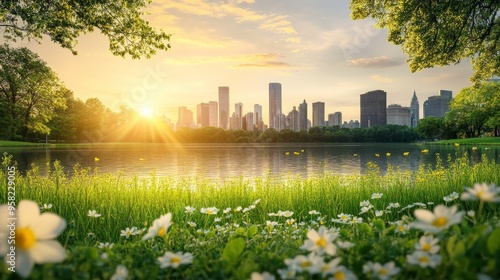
top-left (447, 81), bottom-right (500, 137)
top-left (0, 0), bottom-right (170, 58)
top-left (416, 117), bottom-right (444, 141)
top-left (0, 45), bottom-right (66, 140)
top-left (350, 0), bottom-right (500, 82)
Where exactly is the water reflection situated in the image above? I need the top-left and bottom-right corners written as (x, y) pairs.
top-left (2, 143), bottom-right (499, 178)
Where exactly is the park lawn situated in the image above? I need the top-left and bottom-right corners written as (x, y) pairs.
top-left (0, 140), bottom-right (48, 147)
top-left (435, 137), bottom-right (500, 146)
top-left (0, 152), bottom-right (499, 279)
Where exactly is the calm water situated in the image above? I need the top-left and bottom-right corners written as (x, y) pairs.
top-left (2, 143), bottom-right (499, 178)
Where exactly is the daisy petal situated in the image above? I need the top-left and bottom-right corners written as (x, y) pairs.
top-left (31, 213), bottom-right (67, 240)
top-left (31, 240), bottom-right (67, 263)
top-left (16, 250), bottom-right (35, 278)
top-left (18, 200), bottom-right (41, 228)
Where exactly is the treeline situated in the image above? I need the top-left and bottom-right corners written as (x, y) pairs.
top-left (174, 125), bottom-right (421, 143)
top-left (416, 81), bottom-right (500, 140)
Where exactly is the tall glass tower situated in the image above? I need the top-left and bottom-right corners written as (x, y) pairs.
top-left (218, 86), bottom-right (229, 130)
top-left (410, 91), bottom-right (419, 127)
top-left (269, 83), bottom-right (282, 130)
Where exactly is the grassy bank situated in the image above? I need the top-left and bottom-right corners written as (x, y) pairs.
top-left (0, 153), bottom-right (499, 279)
top-left (0, 140), bottom-right (48, 147)
top-left (434, 137), bottom-right (500, 146)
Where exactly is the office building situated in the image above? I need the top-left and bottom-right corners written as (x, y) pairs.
top-left (423, 90), bottom-right (452, 118)
top-left (387, 104), bottom-right (411, 126)
top-left (269, 83), bottom-right (282, 130)
top-left (328, 112), bottom-right (342, 127)
top-left (254, 104), bottom-right (263, 125)
top-left (410, 91), bottom-right (419, 127)
top-left (197, 103), bottom-right (209, 127)
top-left (299, 100), bottom-right (308, 131)
top-left (245, 112), bottom-right (254, 131)
top-left (177, 106), bottom-right (193, 128)
top-left (208, 101), bottom-right (218, 127)
top-left (360, 90), bottom-right (387, 127)
top-left (218, 86), bottom-right (229, 129)
top-left (312, 102), bottom-right (325, 127)
top-left (286, 106), bottom-right (300, 131)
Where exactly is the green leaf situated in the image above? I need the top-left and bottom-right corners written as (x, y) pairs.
top-left (447, 235), bottom-right (457, 257)
top-left (487, 228), bottom-right (500, 256)
top-left (451, 241), bottom-right (466, 261)
top-left (222, 237), bottom-right (246, 265)
top-left (247, 225), bottom-right (259, 237)
top-left (372, 219), bottom-right (385, 231)
top-left (359, 223), bottom-right (373, 235)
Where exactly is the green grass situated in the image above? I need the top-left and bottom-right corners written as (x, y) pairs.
top-left (434, 137), bottom-right (500, 145)
top-left (0, 140), bottom-right (48, 147)
top-left (0, 153), bottom-right (499, 279)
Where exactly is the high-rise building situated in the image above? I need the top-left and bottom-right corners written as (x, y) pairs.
top-left (177, 106), bottom-right (193, 128)
top-left (410, 91), bottom-right (419, 127)
top-left (312, 102), bottom-right (325, 127)
top-left (218, 86), bottom-right (229, 130)
top-left (245, 112), bottom-right (254, 131)
top-left (229, 102), bottom-right (243, 130)
top-left (254, 104), bottom-right (264, 131)
top-left (387, 104), bottom-right (411, 126)
top-left (328, 112), bottom-right (342, 127)
top-left (269, 83), bottom-right (282, 130)
top-left (197, 103), bottom-right (209, 127)
top-left (208, 101), bottom-right (218, 127)
top-left (299, 100), bottom-right (307, 131)
top-left (360, 90), bottom-right (387, 127)
top-left (423, 90), bottom-right (452, 118)
top-left (254, 104), bottom-right (263, 125)
top-left (286, 106), bottom-right (300, 131)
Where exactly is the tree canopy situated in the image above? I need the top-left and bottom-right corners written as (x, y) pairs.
top-left (0, 45), bottom-right (67, 140)
top-left (0, 0), bottom-right (170, 58)
top-left (350, 0), bottom-right (500, 82)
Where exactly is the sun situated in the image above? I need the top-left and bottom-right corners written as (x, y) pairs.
top-left (139, 107), bottom-right (154, 118)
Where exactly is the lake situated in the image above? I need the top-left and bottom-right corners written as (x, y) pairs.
top-left (2, 143), bottom-right (499, 178)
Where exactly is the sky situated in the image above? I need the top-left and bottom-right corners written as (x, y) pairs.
top-left (7, 0), bottom-right (475, 124)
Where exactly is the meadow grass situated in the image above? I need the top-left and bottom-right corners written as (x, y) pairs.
top-left (0, 152), bottom-right (499, 279)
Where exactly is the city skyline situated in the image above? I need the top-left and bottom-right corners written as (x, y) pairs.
top-left (8, 0), bottom-right (474, 123)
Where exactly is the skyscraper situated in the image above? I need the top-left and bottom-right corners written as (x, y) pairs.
top-left (387, 104), bottom-right (411, 126)
top-left (299, 100), bottom-right (307, 131)
top-left (360, 90), bottom-right (387, 128)
top-left (423, 90), bottom-right (453, 118)
top-left (177, 106), bottom-right (193, 128)
top-left (286, 106), bottom-right (300, 131)
top-left (410, 91), bottom-right (419, 127)
top-left (229, 102), bottom-right (243, 130)
top-left (208, 101), bottom-right (218, 127)
top-left (269, 83), bottom-right (282, 130)
top-left (245, 112), bottom-right (254, 131)
top-left (218, 86), bottom-right (229, 130)
top-left (197, 103), bottom-right (209, 127)
top-left (328, 112), bottom-right (342, 127)
top-left (254, 104), bottom-right (263, 125)
top-left (312, 102), bottom-right (325, 127)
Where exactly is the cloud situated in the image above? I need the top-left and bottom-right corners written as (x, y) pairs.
top-left (346, 56), bottom-right (405, 68)
top-left (370, 74), bottom-right (393, 83)
top-left (166, 53), bottom-right (294, 68)
top-left (152, 0), bottom-right (300, 44)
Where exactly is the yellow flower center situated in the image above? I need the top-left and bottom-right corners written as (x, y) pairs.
top-left (477, 191), bottom-right (484, 198)
top-left (432, 217), bottom-right (448, 227)
top-left (419, 256), bottom-right (429, 263)
top-left (335, 270), bottom-right (346, 280)
top-left (16, 228), bottom-right (36, 250)
top-left (378, 268), bottom-right (388, 276)
top-left (158, 227), bottom-right (166, 237)
top-left (171, 256), bottom-right (181, 265)
top-left (398, 226), bottom-right (406, 232)
top-left (422, 243), bottom-right (431, 251)
top-left (207, 210), bottom-right (213, 214)
top-left (300, 261), bottom-right (312, 268)
top-left (315, 237), bottom-right (327, 247)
